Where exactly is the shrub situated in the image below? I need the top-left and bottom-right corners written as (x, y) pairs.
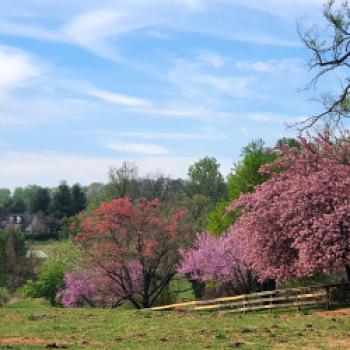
top-left (22, 262), bottom-right (66, 306)
top-left (22, 240), bottom-right (80, 305)
top-left (0, 287), bottom-right (10, 307)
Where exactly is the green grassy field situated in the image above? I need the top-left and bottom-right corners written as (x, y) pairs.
top-left (1, 301), bottom-right (350, 349)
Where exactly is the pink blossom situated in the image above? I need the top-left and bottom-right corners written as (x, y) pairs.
top-left (178, 232), bottom-right (258, 294)
top-left (228, 134), bottom-right (350, 282)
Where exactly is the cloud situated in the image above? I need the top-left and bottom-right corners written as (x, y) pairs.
top-left (236, 59), bottom-right (305, 74)
top-left (86, 86), bottom-right (153, 108)
top-left (168, 58), bottom-right (261, 99)
top-left (60, 1), bottom-right (204, 59)
top-left (222, 0), bottom-right (322, 19)
top-left (0, 19), bottom-right (60, 42)
top-left (180, 0), bottom-right (203, 10)
top-left (0, 151), bottom-right (233, 189)
top-left (0, 43), bottom-right (309, 131)
top-left (0, 151), bottom-right (115, 190)
top-left (105, 141), bottom-right (169, 155)
top-left (0, 0), bottom-right (317, 61)
top-left (62, 11), bottom-right (127, 60)
top-left (0, 93), bottom-right (98, 127)
top-left (130, 105), bottom-right (222, 120)
top-left (96, 130), bottom-right (226, 140)
top-left (197, 52), bottom-right (225, 68)
top-left (0, 45), bottom-right (41, 94)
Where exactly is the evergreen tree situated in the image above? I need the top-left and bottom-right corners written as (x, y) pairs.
top-left (28, 187), bottom-right (51, 214)
top-left (50, 181), bottom-right (73, 219)
top-left (71, 183), bottom-right (87, 215)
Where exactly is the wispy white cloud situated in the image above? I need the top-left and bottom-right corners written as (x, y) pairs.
top-left (0, 94), bottom-right (96, 127)
top-left (86, 86), bottom-right (153, 108)
top-left (62, 11), bottom-right (128, 60)
top-left (96, 130), bottom-right (226, 140)
top-left (0, 0), bottom-right (318, 61)
top-left (197, 52), bottom-right (225, 68)
top-left (0, 20), bottom-right (60, 42)
top-left (180, 0), bottom-right (203, 10)
top-left (130, 105), bottom-right (220, 120)
top-left (105, 141), bottom-right (169, 155)
top-left (0, 42), bottom-right (309, 130)
top-left (221, 0), bottom-right (322, 19)
top-left (0, 45), bottom-right (41, 94)
top-left (236, 58), bottom-right (305, 74)
top-left (168, 58), bottom-right (262, 99)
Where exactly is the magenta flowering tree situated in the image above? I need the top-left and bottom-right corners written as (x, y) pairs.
top-left (57, 272), bottom-right (97, 308)
top-left (178, 232), bottom-right (259, 295)
top-left (228, 134), bottom-right (350, 282)
top-left (57, 262), bottom-right (143, 308)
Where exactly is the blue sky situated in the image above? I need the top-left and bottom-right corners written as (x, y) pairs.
top-left (0, 0), bottom-right (329, 189)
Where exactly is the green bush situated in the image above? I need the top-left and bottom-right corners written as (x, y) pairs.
top-left (0, 287), bottom-right (10, 307)
top-left (284, 272), bottom-right (339, 289)
top-left (152, 286), bottom-right (176, 306)
top-left (22, 240), bottom-right (80, 306)
top-left (22, 262), bottom-right (65, 306)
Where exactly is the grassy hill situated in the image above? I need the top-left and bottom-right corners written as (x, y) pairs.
top-left (1, 301), bottom-right (350, 349)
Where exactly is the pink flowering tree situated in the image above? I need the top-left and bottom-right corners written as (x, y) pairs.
top-left (57, 271), bottom-right (103, 308)
top-left (178, 232), bottom-right (259, 295)
top-left (57, 263), bottom-right (143, 308)
top-left (228, 133), bottom-right (350, 283)
top-left (75, 197), bottom-right (192, 308)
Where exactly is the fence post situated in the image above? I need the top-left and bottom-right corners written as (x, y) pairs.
top-left (269, 292), bottom-right (273, 314)
top-left (325, 286), bottom-right (330, 310)
top-left (296, 291), bottom-right (300, 313)
top-left (243, 296), bottom-right (246, 315)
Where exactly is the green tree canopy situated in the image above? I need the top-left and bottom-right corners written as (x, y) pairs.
top-left (10, 188), bottom-right (26, 213)
top-left (0, 189), bottom-right (11, 211)
top-left (228, 139), bottom-right (278, 201)
top-left (105, 161), bottom-right (139, 200)
top-left (208, 140), bottom-right (278, 235)
top-left (186, 156), bottom-right (227, 203)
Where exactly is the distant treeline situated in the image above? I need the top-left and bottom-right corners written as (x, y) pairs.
top-left (0, 138), bottom-right (298, 235)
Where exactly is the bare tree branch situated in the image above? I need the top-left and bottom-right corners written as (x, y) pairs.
top-left (293, 0), bottom-right (350, 130)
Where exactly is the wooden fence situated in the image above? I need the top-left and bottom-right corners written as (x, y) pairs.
top-left (150, 283), bottom-right (350, 314)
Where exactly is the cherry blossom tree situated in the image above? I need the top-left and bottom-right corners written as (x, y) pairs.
top-left (228, 133), bottom-right (350, 282)
top-left (75, 197), bottom-right (191, 308)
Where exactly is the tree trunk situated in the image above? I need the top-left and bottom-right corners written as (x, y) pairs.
top-left (346, 265), bottom-right (350, 282)
top-left (262, 279), bottom-right (276, 291)
top-left (143, 296), bottom-right (150, 309)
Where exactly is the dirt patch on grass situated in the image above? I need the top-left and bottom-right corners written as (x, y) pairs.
top-left (0, 337), bottom-right (68, 347)
top-left (326, 337), bottom-right (350, 349)
top-left (7, 296), bottom-right (21, 304)
top-left (317, 308), bottom-right (350, 318)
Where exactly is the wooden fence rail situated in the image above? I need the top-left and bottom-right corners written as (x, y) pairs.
top-left (149, 283), bottom-right (350, 314)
